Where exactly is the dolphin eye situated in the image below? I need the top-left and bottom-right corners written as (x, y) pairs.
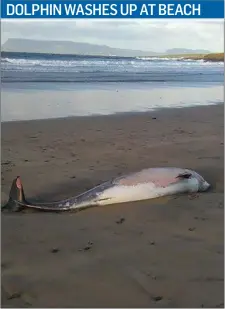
top-left (176, 173), bottom-right (192, 179)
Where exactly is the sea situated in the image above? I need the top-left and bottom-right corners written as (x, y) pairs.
top-left (1, 52), bottom-right (224, 122)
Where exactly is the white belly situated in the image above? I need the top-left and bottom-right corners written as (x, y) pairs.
top-left (97, 178), bottom-right (199, 206)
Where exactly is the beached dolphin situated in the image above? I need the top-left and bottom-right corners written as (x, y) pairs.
top-left (2, 167), bottom-right (210, 212)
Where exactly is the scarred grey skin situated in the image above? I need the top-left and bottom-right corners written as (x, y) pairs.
top-left (2, 167), bottom-right (210, 212)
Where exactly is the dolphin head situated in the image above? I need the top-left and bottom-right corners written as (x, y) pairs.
top-left (192, 171), bottom-right (210, 192)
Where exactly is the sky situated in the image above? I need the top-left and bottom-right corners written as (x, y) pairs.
top-left (1, 19), bottom-right (224, 52)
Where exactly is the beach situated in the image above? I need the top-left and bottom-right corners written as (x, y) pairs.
top-left (1, 103), bottom-right (224, 308)
top-left (1, 83), bottom-right (223, 122)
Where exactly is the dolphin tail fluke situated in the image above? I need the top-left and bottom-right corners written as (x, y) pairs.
top-left (2, 176), bottom-right (26, 212)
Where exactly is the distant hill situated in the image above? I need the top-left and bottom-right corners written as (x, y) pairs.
top-left (2, 38), bottom-right (213, 57)
top-left (166, 48), bottom-right (211, 55)
top-left (2, 38), bottom-right (160, 57)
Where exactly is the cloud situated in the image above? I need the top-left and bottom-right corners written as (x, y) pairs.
top-left (1, 19), bottom-right (224, 52)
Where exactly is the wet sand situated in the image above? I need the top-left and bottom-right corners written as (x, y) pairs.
top-left (1, 104), bottom-right (224, 308)
top-left (1, 83), bottom-right (223, 122)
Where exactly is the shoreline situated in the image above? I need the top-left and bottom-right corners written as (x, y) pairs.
top-left (2, 51), bottom-right (224, 62)
top-left (1, 101), bottom-right (224, 125)
top-left (1, 84), bottom-right (223, 122)
top-left (159, 52), bottom-right (224, 62)
top-left (2, 104), bottom-right (224, 307)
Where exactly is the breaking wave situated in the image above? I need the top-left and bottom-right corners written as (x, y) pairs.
top-left (1, 52), bottom-right (224, 83)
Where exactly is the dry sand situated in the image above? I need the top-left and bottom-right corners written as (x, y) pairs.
top-left (1, 104), bottom-right (224, 308)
